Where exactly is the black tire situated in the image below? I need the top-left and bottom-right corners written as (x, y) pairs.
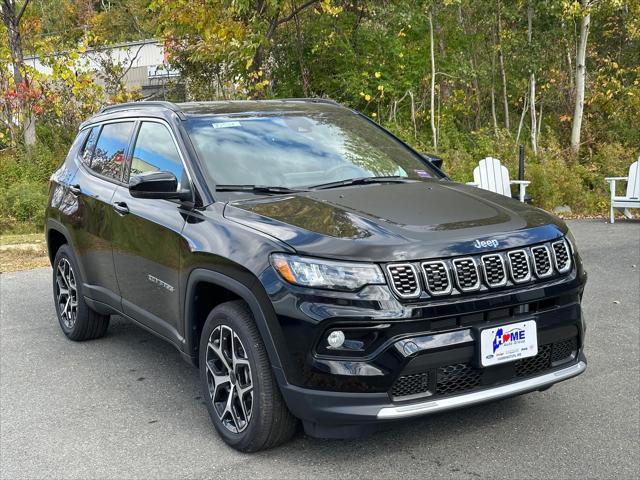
top-left (52, 244), bottom-right (110, 341)
top-left (199, 300), bottom-right (298, 452)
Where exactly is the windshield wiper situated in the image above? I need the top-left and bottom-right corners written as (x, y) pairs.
top-left (215, 184), bottom-right (308, 194)
top-left (309, 176), bottom-right (413, 190)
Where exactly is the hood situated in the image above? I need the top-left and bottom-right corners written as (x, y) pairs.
top-left (223, 180), bottom-right (567, 262)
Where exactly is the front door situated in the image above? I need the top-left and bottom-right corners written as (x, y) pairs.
top-left (111, 120), bottom-right (191, 342)
top-left (70, 121), bottom-right (135, 307)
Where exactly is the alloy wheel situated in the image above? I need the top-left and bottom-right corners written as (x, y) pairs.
top-left (205, 325), bottom-right (254, 433)
top-left (55, 258), bottom-right (78, 329)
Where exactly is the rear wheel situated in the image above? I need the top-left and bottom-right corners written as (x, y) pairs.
top-left (199, 300), bottom-right (297, 452)
top-left (52, 245), bottom-right (110, 341)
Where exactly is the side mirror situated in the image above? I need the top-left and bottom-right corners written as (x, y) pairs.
top-left (129, 171), bottom-right (191, 201)
top-left (421, 153), bottom-right (443, 170)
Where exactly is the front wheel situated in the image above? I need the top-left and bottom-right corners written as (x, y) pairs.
top-left (52, 244), bottom-right (110, 341)
top-left (199, 300), bottom-right (297, 452)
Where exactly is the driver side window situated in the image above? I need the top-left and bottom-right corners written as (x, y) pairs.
top-left (126, 122), bottom-right (186, 187)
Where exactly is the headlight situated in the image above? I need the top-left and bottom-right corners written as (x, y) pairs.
top-left (270, 253), bottom-right (385, 291)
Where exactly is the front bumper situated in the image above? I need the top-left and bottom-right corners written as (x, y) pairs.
top-left (280, 352), bottom-right (586, 437)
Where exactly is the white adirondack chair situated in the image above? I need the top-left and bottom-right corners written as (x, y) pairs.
top-left (467, 157), bottom-right (530, 202)
top-left (605, 158), bottom-right (640, 223)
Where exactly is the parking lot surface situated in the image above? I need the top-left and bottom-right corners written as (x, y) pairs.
top-left (1, 220), bottom-right (639, 479)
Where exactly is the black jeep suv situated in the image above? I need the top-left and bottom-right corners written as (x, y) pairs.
top-left (46, 99), bottom-right (587, 451)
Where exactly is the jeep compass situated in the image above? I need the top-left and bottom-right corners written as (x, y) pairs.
top-left (45, 99), bottom-right (587, 451)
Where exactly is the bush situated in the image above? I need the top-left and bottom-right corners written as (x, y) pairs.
top-left (0, 180), bottom-right (48, 226)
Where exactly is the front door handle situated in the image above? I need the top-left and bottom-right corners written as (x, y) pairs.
top-left (112, 201), bottom-right (129, 215)
top-left (69, 184), bottom-right (82, 195)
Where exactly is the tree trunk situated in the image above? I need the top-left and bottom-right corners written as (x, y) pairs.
top-left (459, 5), bottom-right (481, 129)
top-left (496, 0), bottom-right (510, 131)
top-left (528, 2), bottom-right (537, 156)
top-left (428, 9), bottom-right (437, 152)
top-left (490, 28), bottom-right (498, 136)
top-left (1, 0), bottom-right (35, 145)
top-left (5, 17), bottom-right (24, 85)
top-left (571, 1), bottom-right (590, 154)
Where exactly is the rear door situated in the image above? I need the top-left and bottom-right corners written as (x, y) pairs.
top-left (70, 121), bottom-right (135, 307)
top-left (111, 120), bottom-right (191, 341)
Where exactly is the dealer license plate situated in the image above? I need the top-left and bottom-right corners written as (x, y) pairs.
top-left (480, 320), bottom-right (538, 367)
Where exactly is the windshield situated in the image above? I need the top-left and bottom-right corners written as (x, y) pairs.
top-left (184, 111), bottom-right (439, 189)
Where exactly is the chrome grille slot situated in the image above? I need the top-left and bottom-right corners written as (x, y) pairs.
top-left (531, 245), bottom-right (553, 278)
top-left (552, 240), bottom-right (571, 273)
top-left (386, 264), bottom-right (420, 299)
top-left (481, 254), bottom-right (507, 287)
top-left (507, 249), bottom-right (531, 283)
top-left (421, 261), bottom-right (452, 296)
top-left (452, 258), bottom-right (480, 292)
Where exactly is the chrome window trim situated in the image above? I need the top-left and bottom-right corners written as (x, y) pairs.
top-left (480, 253), bottom-right (508, 288)
top-left (507, 249), bottom-right (532, 283)
top-left (531, 245), bottom-right (554, 278)
top-left (452, 257), bottom-right (481, 292)
top-left (79, 116), bottom-right (195, 189)
top-left (551, 239), bottom-right (572, 274)
top-left (420, 260), bottom-right (453, 296)
top-left (385, 263), bottom-right (421, 299)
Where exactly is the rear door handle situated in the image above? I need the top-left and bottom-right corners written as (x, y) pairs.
top-left (112, 201), bottom-right (129, 215)
top-left (69, 184), bottom-right (82, 195)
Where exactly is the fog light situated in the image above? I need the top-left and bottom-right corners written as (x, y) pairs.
top-left (327, 330), bottom-right (346, 349)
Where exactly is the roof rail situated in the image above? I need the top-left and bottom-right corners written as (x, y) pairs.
top-left (99, 101), bottom-right (184, 118)
top-left (276, 97), bottom-right (342, 106)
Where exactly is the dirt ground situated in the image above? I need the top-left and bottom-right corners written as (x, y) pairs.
top-left (0, 234), bottom-right (50, 273)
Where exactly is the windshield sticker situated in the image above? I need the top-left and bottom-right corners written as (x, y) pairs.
top-left (414, 169), bottom-right (431, 178)
top-left (211, 121), bottom-right (242, 129)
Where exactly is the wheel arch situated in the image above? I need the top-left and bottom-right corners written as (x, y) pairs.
top-left (46, 220), bottom-right (73, 265)
top-left (183, 268), bottom-right (287, 378)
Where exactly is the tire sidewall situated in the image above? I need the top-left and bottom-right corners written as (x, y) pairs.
top-left (52, 245), bottom-right (88, 337)
top-left (198, 304), bottom-right (269, 450)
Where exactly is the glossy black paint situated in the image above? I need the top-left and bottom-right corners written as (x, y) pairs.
top-left (46, 100), bottom-right (587, 434)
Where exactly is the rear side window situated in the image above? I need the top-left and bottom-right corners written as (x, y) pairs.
top-left (90, 122), bottom-right (134, 181)
top-left (128, 121), bottom-right (185, 185)
top-left (81, 127), bottom-right (100, 166)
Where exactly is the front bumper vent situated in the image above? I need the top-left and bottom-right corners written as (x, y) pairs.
top-left (390, 337), bottom-right (579, 401)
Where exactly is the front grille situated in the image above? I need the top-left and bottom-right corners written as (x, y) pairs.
top-left (421, 261), bottom-right (452, 295)
top-left (508, 250), bottom-right (531, 283)
top-left (531, 245), bottom-right (553, 278)
top-left (391, 337), bottom-right (579, 400)
top-left (386, 264), bottom-right (420, 298)
top-left (384, 237), bottom-right (572, 301)
top-left (436, 363), bottom-right (482, 395)
top-left (391, 372), bottom-right (431, 399)
top-left (552, 240), bottom-right (571, 273)
top-left (481, 254), bottom-right (507, 287)
top-left (452, 258), bottom-right (480, 291)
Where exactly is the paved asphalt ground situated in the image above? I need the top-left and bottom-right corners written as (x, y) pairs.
top-left (1, 220), bottom-right (639, 479)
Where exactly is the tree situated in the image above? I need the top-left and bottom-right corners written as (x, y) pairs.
top-left (0, 0), bottom-right (34, 145)
top-left (496, 0), bottom-right (510, 131)
top-left (428, 6), bottom-right (437, 151)
top-left (571, 0), bottom-right (591, 154)
top-left (528, 1), bottom-right (537, 156)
